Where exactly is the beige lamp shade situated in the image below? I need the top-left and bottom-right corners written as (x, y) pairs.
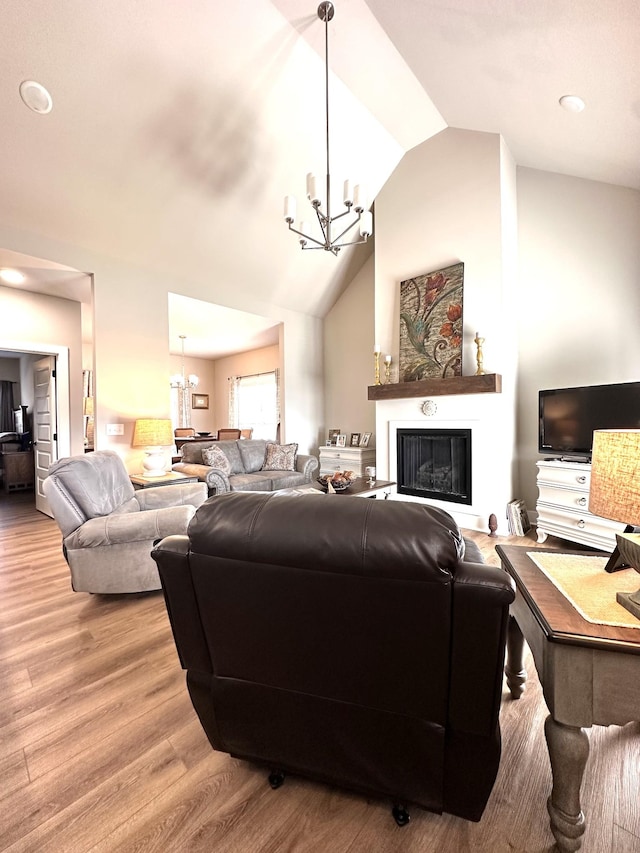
top-left (132, 418), bottom-right (174, 448)
top-left (589, 430), bottom-right (640, 524)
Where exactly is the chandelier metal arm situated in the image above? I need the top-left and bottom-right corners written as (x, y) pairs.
top-left (331, 213), bottom-right (363, 244)
top-left (287, 221), bottom-right (327, 249)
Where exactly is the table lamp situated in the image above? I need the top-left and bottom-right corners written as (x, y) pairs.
top-left (132, 418), bottom-right (174, 478)
top-left (588, 429), bottom-right (640, 618)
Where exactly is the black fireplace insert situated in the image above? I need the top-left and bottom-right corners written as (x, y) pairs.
top-left (396, 428), bottom-right (472, 505)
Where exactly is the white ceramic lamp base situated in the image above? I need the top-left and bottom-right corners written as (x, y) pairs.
top-left (142, 447), bottom-right (167, 478)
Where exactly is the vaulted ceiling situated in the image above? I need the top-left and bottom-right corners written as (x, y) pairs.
top-left (1, 1), bottom-right (637, 351)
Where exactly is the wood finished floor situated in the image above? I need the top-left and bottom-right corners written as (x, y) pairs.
top-left (1, 491), bottom-right (639, 853)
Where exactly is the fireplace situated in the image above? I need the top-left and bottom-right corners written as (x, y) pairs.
top-left (396, 428), bottom-right (472, 505)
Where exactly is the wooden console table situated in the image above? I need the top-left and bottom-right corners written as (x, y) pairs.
top-left (496, 544), bottom-right (640, 853)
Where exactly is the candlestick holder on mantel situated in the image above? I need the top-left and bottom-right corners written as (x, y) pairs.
top-left (474, 332), bottom-right (486, 376)
top-left (384, 354), bottom-right (392, 384)
top-left (373, 344), bottom-right (381, 386)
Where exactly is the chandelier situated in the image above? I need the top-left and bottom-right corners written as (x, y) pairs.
top-left (170, 335), bottom-right (199, 428)
top-left (284, 2), bottom-right (373, 255)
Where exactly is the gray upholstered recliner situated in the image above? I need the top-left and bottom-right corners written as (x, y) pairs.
top-left (44, 450), bottom-right (208, 593)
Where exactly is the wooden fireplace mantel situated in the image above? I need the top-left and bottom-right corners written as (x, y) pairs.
top-left (367, 373), bottom-right (502, 401)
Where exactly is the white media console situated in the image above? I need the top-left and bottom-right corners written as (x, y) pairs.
top-left (536, 458), bottom-right (624, 551)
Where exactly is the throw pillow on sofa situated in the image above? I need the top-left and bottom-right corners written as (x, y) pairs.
top-left (263, 442), bottom-right (298, 471)
top-left (202, 446), bottom-right (232, 475)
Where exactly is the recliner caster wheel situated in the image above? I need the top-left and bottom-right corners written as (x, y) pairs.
top-left (392, 804), bottom-right (411, 827)
top-left (268, 769), bottom-right (286, 789)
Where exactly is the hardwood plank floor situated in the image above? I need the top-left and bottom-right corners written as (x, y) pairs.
top-left (1, 491), bottom-right (638, 852)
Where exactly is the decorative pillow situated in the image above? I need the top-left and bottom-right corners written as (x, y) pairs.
top-left (202, 446), bottom-right (232, 475)
top-left (262, 442), bottom-right (298, 472)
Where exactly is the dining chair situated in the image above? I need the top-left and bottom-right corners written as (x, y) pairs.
top-left (217, 428), bottom-right (242, 440)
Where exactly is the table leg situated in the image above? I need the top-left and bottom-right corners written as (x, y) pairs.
top-left (505, 614), bottom-right (527, 699)
top-left (544, 715), bottom-right (589, 853)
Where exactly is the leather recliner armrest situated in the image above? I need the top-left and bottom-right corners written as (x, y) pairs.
top-left (152, 535), bottom-right (212, 673)
top-left (448, 561), bottom-right (516, 736)
top-left (64, 505), bottom-right (196, 549)
top-left (135, 482), bottom-right (208, 510)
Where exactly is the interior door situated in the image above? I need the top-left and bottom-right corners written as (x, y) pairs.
top-left (33, 355), bottom-right (57, 517)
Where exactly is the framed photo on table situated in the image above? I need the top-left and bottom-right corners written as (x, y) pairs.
top-left (350, 433), bottom-right (360, 447)
top-left (328, 429), bottom-right (341, 445)
top-left (192, 393), bottom-right (209, 410)
top-left (336, 434), bottom-right (347, 448)
top-left (360, 432), bottom-right (372, 447)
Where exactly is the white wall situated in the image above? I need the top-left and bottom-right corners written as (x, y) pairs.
top-left (0, 224), bottom-right (324, 472)
top-left (169, 352), bottom-right (216, 434)
top-left (370, 128), bottom-right (519, 531)
top-left (0, 285), bottom-right (83, 455)
top-left (323, 254), bottom-right (375, 450)
top-left (516, 168), bottom-right (640, 510)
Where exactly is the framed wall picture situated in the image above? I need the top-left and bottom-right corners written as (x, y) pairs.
top-left (336, 434), bottom-right (347, 448)
top-left (192, 393), bottom-right (209, 410)
top-left (399, 261), bottom-right (464, 381)
top-left (360, 432), bottom-right (372, 447)
top-left (350, 433), bottom-right (360, 447)
top-left (328, 429), bottom-right (341, 445)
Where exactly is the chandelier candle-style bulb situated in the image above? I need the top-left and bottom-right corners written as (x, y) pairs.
top-left (307, 173), bottom-right (319, 205)
top-left (353, 184), bottom-right (365, 212)
top-left (360, 211), bottom-right (373, 237)
top-left (284, 195), bottom-right (296, 223)
top-left (283, 2), bottom-right (373, 255)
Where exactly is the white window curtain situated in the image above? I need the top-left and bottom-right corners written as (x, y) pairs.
top-left (229, 370), bottom-right (280, 441)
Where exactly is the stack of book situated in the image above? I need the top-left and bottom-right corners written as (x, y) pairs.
top-left (507, 498), bottom-right (531, 536)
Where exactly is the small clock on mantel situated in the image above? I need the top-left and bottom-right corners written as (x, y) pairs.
top-left (421, 400), bottom-right (437, 416)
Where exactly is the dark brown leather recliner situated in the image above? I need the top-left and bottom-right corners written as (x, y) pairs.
top-left (151, 491), bottom-right (515, 824)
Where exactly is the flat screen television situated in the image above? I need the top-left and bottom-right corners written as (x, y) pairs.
top-left (538, 381), bottom-right (640, 459)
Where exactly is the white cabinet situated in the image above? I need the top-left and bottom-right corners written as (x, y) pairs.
top-left (319, 445), bottom-right (376, 477)
top-left (536, 459), bottom-right (623, 551)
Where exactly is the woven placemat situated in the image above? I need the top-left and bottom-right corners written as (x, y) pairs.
top-left (526, 552), bottom-right (640, 629)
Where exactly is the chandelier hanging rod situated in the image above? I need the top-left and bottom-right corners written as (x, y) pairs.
top-left (284, 1), bottom-right (373, 255)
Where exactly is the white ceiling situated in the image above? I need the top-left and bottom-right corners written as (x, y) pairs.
top-left (1, 0), bottom-right (637, 357)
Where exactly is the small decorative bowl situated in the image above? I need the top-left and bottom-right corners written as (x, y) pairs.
top-left (197, 432), bottom-right (211, 437)
top-left (317, 476), bottom-right (352, 493)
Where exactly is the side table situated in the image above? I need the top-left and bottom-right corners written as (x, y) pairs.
top-left (496, 544), bottom-right (640, 853)
top-left (130, 472), bottom-right (199, 490)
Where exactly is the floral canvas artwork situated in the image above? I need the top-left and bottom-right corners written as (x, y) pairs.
top-left (399, 262), bottom-right (464, 381)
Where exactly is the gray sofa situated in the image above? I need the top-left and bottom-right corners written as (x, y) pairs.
top-left (172, 438), bottom-right (318, 495)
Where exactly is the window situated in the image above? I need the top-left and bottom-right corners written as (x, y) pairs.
top-left (229, 370), bottom-right (279, 441)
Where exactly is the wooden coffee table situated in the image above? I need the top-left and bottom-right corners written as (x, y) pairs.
top-left (304, 477), bottom-right (396, 499)
top-left (496, 544), bottom-right (640, 853)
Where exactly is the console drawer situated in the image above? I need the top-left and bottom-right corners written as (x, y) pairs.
top-left (537, 484), bottom-right (591, 511)
top-left (537, 464), bottom-right (590, 489)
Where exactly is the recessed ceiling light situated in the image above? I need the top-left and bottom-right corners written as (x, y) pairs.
top-left (0, 268), bottom-right (26, 284)
top-left (19, 80), bottom-right (53, 114)
top-left (559, 95), bottom-right (585, 113)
